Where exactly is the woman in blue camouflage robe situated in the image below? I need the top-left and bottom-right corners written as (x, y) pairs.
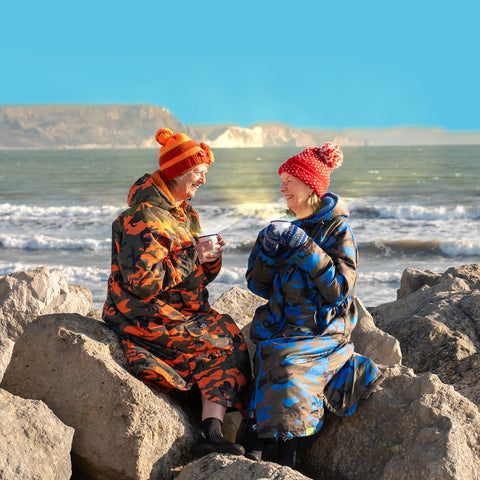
top-left (244, 142), bottom-right (383, 468)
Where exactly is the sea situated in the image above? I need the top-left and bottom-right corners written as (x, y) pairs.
top-left (1, 145), bottom-right (479, 310)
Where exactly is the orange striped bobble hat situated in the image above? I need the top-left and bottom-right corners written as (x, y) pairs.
top-left (278, 142), bottom-right (343, 196)
top-left (155, 128), bottom-right (214, 182)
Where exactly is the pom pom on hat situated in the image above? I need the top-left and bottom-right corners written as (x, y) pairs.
top-left (155, 128), bottom-right (214, 182)
top-left (318, 142), bottom-right (343, 168)
top-left (278, 142), bottom-right (343, 196)
top-left (155, 128), bottom-right (174, 145)
top-left (200, 142), bottom-right (214, 164)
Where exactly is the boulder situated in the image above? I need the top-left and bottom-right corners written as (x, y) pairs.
top-left (212, 286), bottom-right (265, 366)
top-left (2, 266), bottom-right (480, 480)
top-left (0, 266), bottom-right (92, 341)
top-left (351, 298), bottom-right (402, 366)
top-left (175, 453), bottom-right (313, 480)
top-left (298, 365), bottom-right (480, 480)
top-left (212, 285), bottom-right (266, 329)
top-left (396, 267), bottom-right (442, 298)
top-left (444, 263), bottom-right (480, 291)
top-left (0, 388), bottom-right (74, 480)
top-left (371, 264), bottom-right (480, 407)
top-left (1, 313), bottom-right (197, 480)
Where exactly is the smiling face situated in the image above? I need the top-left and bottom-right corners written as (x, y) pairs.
top-left (279, 171), bottom-right (315, 218)
top-left (170, 163), bottom-right (209, 203)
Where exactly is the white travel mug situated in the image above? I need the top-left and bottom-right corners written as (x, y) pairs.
top-left (197, 234), bottom-right (219, 253)
top-left (269, 220), bottom-right (291, 234)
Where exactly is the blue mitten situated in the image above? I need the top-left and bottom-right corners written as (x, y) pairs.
top-left (261, 223), bottom-right (281, 256)
top-left (280, 224), bottom-right (308, 249)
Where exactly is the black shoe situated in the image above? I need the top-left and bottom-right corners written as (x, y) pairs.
top-left (191, 433), bottom-right (245, 457)
top-left (277, 437), bottom-right (298, 468)
top-left (243, 417), bottom-right (264, 462)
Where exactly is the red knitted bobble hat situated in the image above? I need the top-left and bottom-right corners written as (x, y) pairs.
top-left (155, 128), bottom-right (214, 182)
top-left (278, 142), bottom-right (343, 196)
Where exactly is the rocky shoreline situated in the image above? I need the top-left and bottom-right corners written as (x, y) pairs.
top-left (1, 265), bottom-right (479, 480)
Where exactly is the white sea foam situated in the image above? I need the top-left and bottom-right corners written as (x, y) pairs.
top-left (57, 265), bottom-right (110, 283)
top-left (0, 233), bottom-right (110, 251)
top-left (0, 202), bottom-right (122, 219)
top-left (214, 266), bottom-right (247, 284)
top-left (439, 239), bottom-right (480, 257)
top-left (357, 270), bottom-right (402, 284)
top-left (0, 261), bottom-right (37, 277)
top-left (348, 199), bottom-right (480, 221)
top-left (357, 237), bottom-right (480, 258)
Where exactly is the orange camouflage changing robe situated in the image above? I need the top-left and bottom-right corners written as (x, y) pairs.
top-left (102, 170), bottom-right (251, 409)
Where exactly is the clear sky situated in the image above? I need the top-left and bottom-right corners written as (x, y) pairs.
top-left (1, 0), bottom-right (479, 130)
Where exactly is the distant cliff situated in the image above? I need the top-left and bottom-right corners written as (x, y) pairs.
top-left (1, 105), bottom-right (479, 149)
top-left (0, 105), bottom-right (185, 149)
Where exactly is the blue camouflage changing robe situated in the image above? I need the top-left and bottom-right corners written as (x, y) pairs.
top-left (246, 194), bottom-right (382, 438)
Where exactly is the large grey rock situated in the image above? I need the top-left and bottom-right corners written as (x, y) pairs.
top-left (175, 453), bottom-right (313, 480)
top-left (212, 286), bottom-right (266, 329)
top-left (444, 263), bottom-right (480, 291)
top-left (1, 313), bottom-right (196, 480)
top-left (298, 365), bottom-right (480, 480)
top-left (0, 266), bottom-right (92, 341)
top-left (0, 388), bottom-right (74, 480)
top-left (371, 264), bottom-right (480, 407)
top-left (2, 272), bottom-right (480, 480)
top-left (351, 298), bottom-right (402, 366)
top-left (396, 267), bottom-right (442, 298)
top-left (212, 286), bottom-right (265, 366)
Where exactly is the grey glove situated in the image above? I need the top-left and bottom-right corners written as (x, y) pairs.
top-left (261, 223), bottom-right (281, 256)
top-left (280, 224), bottom-right (308, 249)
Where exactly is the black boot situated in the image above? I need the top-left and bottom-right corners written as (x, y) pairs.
top-left (277, 437), bottom-right (298, 468)
top-left (191, 417), bottom-right (245, 457)
top-left (243, 417), bottom-right (264, 461)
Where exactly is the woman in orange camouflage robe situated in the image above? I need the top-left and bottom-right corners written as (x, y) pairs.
top-left (103, 128), bottom-right (251, 457)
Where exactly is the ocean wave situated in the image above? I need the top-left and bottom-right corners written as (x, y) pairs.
top-left (0, 202), bottom-right (286, 241)
top-left (214, 266), bottom-right (247, 284)
top-left (0, 262), bottom-right (37, 277)
top-left (359, 238), bottom-right (480, 258)
top-left (0, 262), bottom-right (109, 284)
top-left (56, 265), bottom-right (110, 284)
top-left (0, 233), bottom-right (110, 251)
top-left (0, 202), bottom-right (122, 219)
top-left (357, 270), bottom-right (402, 284)
top-left (4, 200), bottom-right (476, 227)
top-left (0, 203), bottom-right (122, 233)
top-left (228, 235), bottom-right (480, 259)
top-left (351, 202), bottom-right (480, 221)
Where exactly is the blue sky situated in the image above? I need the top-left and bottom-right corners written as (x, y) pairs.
top-left (1, 0), bottom-right (479, 130)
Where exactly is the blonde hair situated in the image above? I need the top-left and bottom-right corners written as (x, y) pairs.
top-left (308, 191), bottom-right (323, 213)
top-left (286, 191), bottom-right (323, 219)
